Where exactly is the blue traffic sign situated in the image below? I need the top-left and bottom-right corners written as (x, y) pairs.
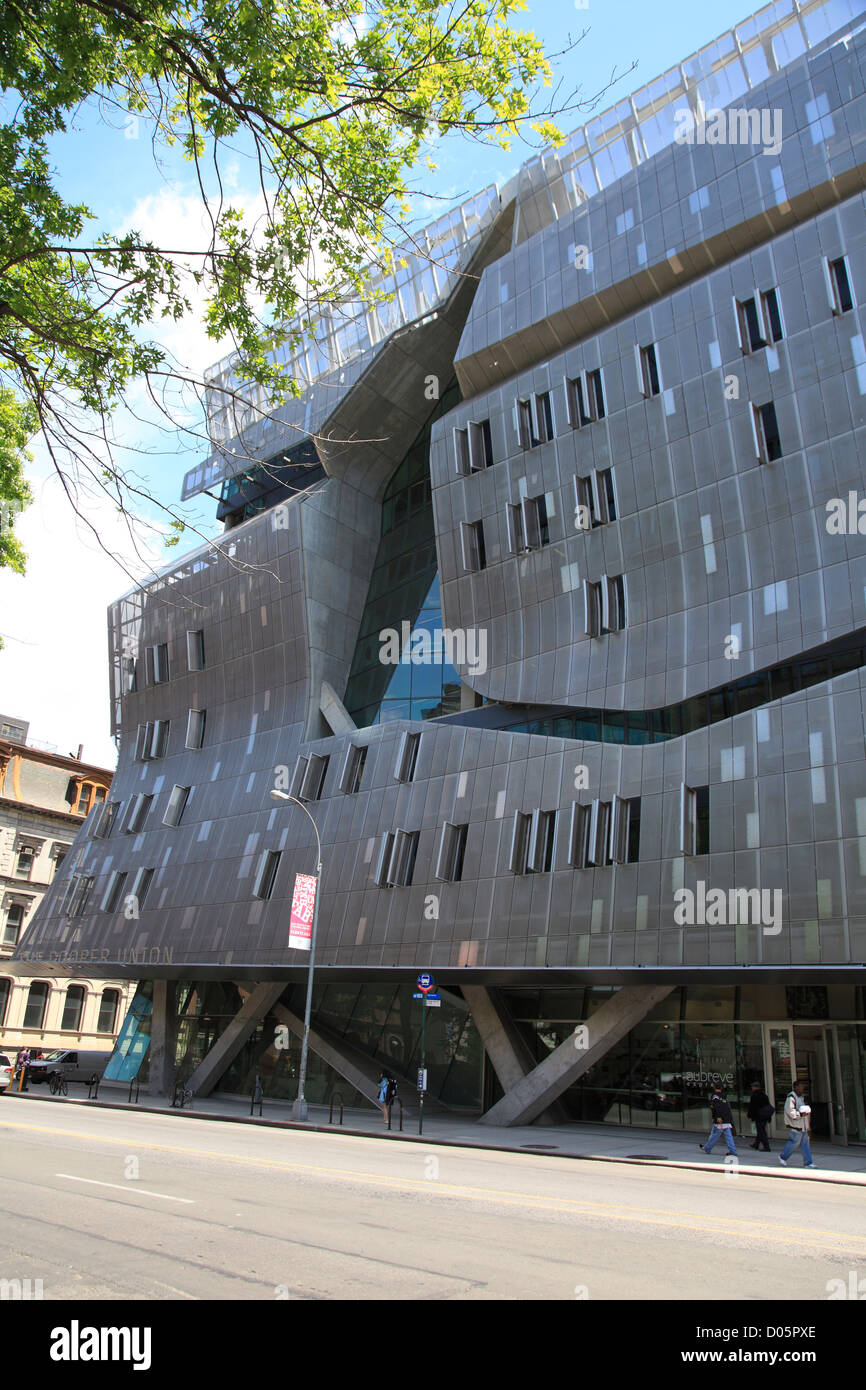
top-left (416, 972), bottom-right (435, 994)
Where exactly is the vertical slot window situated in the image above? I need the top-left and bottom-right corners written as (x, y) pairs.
top-left (395, 732), bottom-right (421, 783)
top-left (186, 709), bottom-right (206, 749)
top-left (826, 256), bottom-right (854, 314)
top-left (752, 401), bottom-right (782, 462)
top-left (435, 822), bottom-right (469, 883)
top-left (339, 743), bottom-right (368, 793)
top-left (461, 520), bottom-right (486, 572)
top-left (186, 630), bottom-right (205, 671)
top-left (253, 850), bottom-right (282, 900)
top-left (163, 785), bottom-right (190, 827)
top-left (638, 343), bottom-right (661, 397)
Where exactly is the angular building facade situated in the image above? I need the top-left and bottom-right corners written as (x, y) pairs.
top-left (12, 0), bottom-right (866, 1141)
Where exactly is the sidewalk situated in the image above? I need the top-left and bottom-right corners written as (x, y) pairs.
top-left (7, 1082), bottom-right (866, 1183)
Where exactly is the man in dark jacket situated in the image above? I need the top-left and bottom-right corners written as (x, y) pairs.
top-left (700, 1082), bottom-right (738, 1156)
top-left (746, 1080), bottom-right (774, 1152)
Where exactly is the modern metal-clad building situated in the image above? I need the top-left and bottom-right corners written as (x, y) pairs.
top-left (12, 0), bottom-right (866, 1141)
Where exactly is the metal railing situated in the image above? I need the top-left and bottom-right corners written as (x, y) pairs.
top-left (127, 1078), bottom-right (141, 1105)
top-left (387, 1098), bottom-right (404, 1132)
top-left (328, 1091), bottom-right (344, 1126)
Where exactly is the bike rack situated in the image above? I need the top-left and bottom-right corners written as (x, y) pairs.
top-left (387, 1097), bottom-right (404, 1132)
top-left (127, 1078), bottom-right (141, 1105)
top-left (250, 1075), bottom-right (263, 1117)
top-left (87, 1074), bottom-right (100, 1100)
top-left (328, 1091), bottom-right (344, 1126)
top-left (171, 1080), bottom-right (193, 1109)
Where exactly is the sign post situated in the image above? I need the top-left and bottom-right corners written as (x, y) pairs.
top-left (416, 973), bottom-right (434, 1135)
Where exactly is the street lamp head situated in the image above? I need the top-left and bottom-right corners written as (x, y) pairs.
top-left (270, 789), bottom-right (291, 802)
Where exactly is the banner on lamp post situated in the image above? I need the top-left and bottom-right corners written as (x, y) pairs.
top-left (289, 873), bottom-right (317, 951)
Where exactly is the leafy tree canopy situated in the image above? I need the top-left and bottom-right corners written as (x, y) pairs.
top-left (0, 0), bottom-right (599, 568)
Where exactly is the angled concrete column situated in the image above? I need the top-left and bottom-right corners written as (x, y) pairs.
top-left (320, 681), bottom-right (357, 735)
top-left (462, 985), bottom-right (565, 1124)
top-left (186, 982), bottom-right (286, 1098)
top-left (147, 980), bottom-right (178, 1096)
top-left (479, 985), bottom-right (675, 1128)
top-left (273, 1001), bottom-right (380, 1107)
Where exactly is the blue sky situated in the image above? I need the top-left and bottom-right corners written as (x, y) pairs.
top-left (0, 0), bottom-right (768, 764)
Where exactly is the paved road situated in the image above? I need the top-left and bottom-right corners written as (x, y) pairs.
top-left (0, 1097), bottom-right (864, 1300)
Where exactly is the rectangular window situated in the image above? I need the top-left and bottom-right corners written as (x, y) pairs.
top-left (584, 579), bottom-right (602, 638)
top-left (534, 391), bottom-right (554, 443)
top-left (299, 753), bottom-right (329, 801)
top-left (826, 256), bottom-right (854, 314)
top-left (289, 756), bottom-right (308, 800)
top-left (526, 809), bottom-right (557, 873)
top-left (569, 803), bottom-right (592, 869)
top-left (682, 784), bottom-right (710, 855)
top-left (374, 829), bottom-right (419, 887)
top-left (753, 401), bottom-right (782, 462)
top-left (186, 629), bottom-right (205, 671)
top-left (507, 495), bottom-right (549, 553)
top-left (3, 903), bottom-right (24, 945)
top-left (94, 800), bottom-right (120, 839)
top-left (575, 470), bottom-right (616, 529)
top-left (460, 520), bottom-right (486, 572)
top-left (453, 426), bottom-right (470, 475)
top-left (468, 419), bottom-right (493, 471)
top-left (186, 708), bottom-right (206, 749)
top-left (565, 370), bottom-right (605, 427)
top-left (149, 720), bottom-right (170, 759)
top-left (737, 289), bottom-right (784, 352)
top-left (134, 723), bottom-right (151, 761)
top-left (509, 811), bottom-right (531, 874)
top-left (125, 793), bottom-right (154, 834)
top-left (514, 398), bottom-right (534, 449)
top-left (339, 743), bottom-right (368, 794)
top-left (434, 822), bottom-right (469, 882)
top-left (96, 989), bottom-right (120, 1034)
top-left (587, 800), bottom-right (612, 867)
top-left (70, 875), bottom-right (95, 916)
top-left (146, 643), bottom-right (170, 685)
top-left (101, 870), bottom-right (128, 913)
top-left (253, 849), bottom-right (282, 900)
top-left (638, 343), bottom-right (661, 397)
top-left (602, 574), bottom-right (627, 632)
top-left (129, 866), bottom-right (154, 910)
top-left (15, 845), bottom-right (34, 879)
top-left (60, 985), bottom-right (86, 1032)
top-left (395, 731), bottom-right (421, 783)
top-left (608, 796), bottom-right (641, 864)
top-left (163, 785), bottom-right (190, 828)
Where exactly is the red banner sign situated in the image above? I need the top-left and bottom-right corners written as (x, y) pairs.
top-left (289, 873), bottom-right (317, 951)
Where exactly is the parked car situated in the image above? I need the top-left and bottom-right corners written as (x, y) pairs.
top-left (26, 1049), bottom-right (113, 1087)
top-left (0, 1054), bottom-right (13, 1090)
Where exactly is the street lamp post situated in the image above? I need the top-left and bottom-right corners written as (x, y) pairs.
top-left (270, 789), bottom-right (322, 1122)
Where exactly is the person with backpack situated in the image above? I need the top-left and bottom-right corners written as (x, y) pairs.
top-left (746, 1080), bottom-right (774, 1152)
top-left (700, 1082), bottom-right (738, 1157)
top-left (779, 1079), bottom-right (816, 1167)
top-left (377, 1072), bottom-right (397, 1127)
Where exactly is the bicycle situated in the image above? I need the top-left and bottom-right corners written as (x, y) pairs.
top-left (49, 1072), bottom-right (69, 1097)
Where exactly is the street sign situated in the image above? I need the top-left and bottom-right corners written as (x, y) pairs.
top-left (416, 972), bottom-right (435, 994)
top-left (417, 1067), bottom-right (428, 1092)
top-left (424, 992), bottom-right (441, 1000)
top-left (425, 999), bottom-right (441, 1007)
top-left (412, 992), bottom-right (424, 1000)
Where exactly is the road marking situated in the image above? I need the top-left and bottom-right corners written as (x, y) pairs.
top-left (1, 1118), bottom-right (861, 1256)
top-left (55, 1174), bottom-right (194, 1204)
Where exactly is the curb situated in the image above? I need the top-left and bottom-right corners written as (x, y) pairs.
top-left (5, 1090), bottom-right (865, 1185)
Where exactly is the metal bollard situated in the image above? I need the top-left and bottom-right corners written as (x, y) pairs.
top-left (127, 1078), bottom-right (141, 1105)
top-left (250, 1074), bottom-right (263, 1117)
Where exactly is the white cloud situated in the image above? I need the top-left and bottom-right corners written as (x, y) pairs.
top-left (0, 450), bottom-right (168, 771)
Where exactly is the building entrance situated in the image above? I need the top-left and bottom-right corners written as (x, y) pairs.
top-left (763, 1023), bottom-right (866, 1145)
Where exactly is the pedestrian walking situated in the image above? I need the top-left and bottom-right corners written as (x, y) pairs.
top-left (746, 1080), bottom-right (774, 1152)
top-left (700, 1082), bottom-right (738, 1157)
top-left (779, 1080), bottom-right (816, 1168)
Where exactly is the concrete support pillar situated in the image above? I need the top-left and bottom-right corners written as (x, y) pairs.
top-left (272, 1001), bottom-right (380, 1107)
top-left (461, 985), bottom-right (564, 1123)
top-left (147, 980), bottom-right (178, 1096)
top-left (186, 982), bottom-right (286, 1098)
top-left (479, 984), bottom-right (675, 1128)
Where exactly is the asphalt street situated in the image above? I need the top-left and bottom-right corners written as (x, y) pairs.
top-left (1, 1097), bottom-right (864, 1300)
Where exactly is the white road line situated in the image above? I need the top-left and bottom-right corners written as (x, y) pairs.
top-left (55, 1174), bottom-right (194, 1204)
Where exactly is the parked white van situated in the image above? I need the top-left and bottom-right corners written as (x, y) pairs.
top-left (26, 1049), bottom-right (113, 1086)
